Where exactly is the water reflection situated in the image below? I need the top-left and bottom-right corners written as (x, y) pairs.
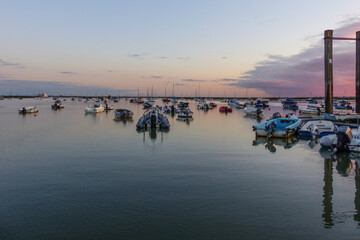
top-left (113, 117), bottom-right (133, 126)
top-left (252, 136), bottom-right (299, 153)
top-left (320, 151), bottom-right (360, 228)
top-left (244, 115), bottom-right (263, 123)
top-left (176, 118), bottom-right (194, 126)
top-left (322, 157), bottom-right (334, 228)
top-left (137, 128), bottom-right (169, 142)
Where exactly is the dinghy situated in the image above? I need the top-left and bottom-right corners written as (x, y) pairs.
top-left (85, 103), bottom-right (105, 113)
top-left (18, 106), bottom-right (38, 114)
top-left (299, 120), bottom-right (336, 138)
top-left (320, 126), bottom-right (360, 153)
top-left (243, 106), bottom-right (263, 116)
top-left (177, 108), bottom-right (193, 119)
top-left (253, 118), bottom-right (302, 138)
top-left (136, 107), bottom-right (170, 130)
top-left (51, 100), bottom-right (64, 110)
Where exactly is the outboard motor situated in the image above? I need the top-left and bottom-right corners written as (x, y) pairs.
top-left (150, 112), bottom-right (157, 128)
top-left (308, 124), bottom-right (318, 137)
top-left (270, 112), bottom-right (281, 120)
top-left (256, 107), bottom-right (262, 115)
top-left (333, 126), bottom-right (352, 153)
top-left (265, 121), bottom-right (277, 138)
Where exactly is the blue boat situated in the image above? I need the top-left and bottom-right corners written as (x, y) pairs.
top-left (282, 98), bottom-right (298, 110)
top-left (307, 98), bottom-right (318, 104)
top-left (253, 118), bottom-right (302, 138)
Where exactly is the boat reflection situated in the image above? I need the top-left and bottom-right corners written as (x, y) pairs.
top-left (113, 117), bottom-right (133, 126)
top-left (252, 135), bottom-right (299, 153)
top-left (176, 117), bottom-right (194, 125)
top-left (137, 128), bottom-right (169, 142)
top-left (319, 151), bottom-right (360, 228)
top-left (244, 114), bottom-right (263, 123)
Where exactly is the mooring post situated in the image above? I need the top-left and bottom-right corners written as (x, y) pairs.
top-left (356, 31), bottom-right (360, 113)
top-left (324, 30), bottom-right (333, 114)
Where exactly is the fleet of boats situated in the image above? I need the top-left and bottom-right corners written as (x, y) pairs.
top-left (13, 97), bottom-right (360, 155)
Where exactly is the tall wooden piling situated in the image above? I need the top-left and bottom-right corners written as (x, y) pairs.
top-left (356, 31), bottom-right (360, 113)
top-left (324, 30), bottom-right (333, 114)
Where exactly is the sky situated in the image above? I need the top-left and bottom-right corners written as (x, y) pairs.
top-left (1, 0), bottom-right (360, 97)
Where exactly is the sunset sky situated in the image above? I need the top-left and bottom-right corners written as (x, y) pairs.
top-left (1, 0), bottom-right (360, 97)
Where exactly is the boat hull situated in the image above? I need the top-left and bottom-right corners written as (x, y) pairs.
top-left (255, 129), bottom-right (297, 138)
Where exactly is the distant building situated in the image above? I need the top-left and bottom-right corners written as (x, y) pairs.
top-left (37, 93), bottom-right (48, 98)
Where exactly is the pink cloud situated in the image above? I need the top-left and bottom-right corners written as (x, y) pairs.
top-left (228, 18), bottom-right (360, 97)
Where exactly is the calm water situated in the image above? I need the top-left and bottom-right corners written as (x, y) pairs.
top-left (1, 98), bottom-right (360, 239)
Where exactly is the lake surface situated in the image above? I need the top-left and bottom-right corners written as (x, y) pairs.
top-left (1, 98), bottom-right (360, 239)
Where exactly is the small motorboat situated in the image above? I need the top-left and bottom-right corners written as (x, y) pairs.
top-left (177, 109), bottom-right (193, 119)
top-left (243, 106), bottom-right (263, 116)
top-left (209, 102), bottom-right (217, 108)
top-left (85, 103), bottom-right (105, 113)
top-left (282, 98), bottom-right (298, 110)
top-left (19, 106), bottom-right (38, 114)
top-left (219, 106), bottom-right (232, 113)
top-left (143, 102), bottom-right (152, 109)
top-left (306, 98), bottom-right (318, 104)
top-left (136, 107), bottom-right (170, 130)
top-left (178, 101), bottom-right (189, 108)
top-left (51, 100), bottom-right (64, 110)
top-left (104, 105), bottom-right (114, 111)
top-left (319, 126), bottom-right (360, 153)
top-left (299, 120), bottom-right (336, 138)
top-left (197, 103), bottom-right (210, 110)
top-left (253, 118), bottom-right (302, 138)
top-left (255, 99), bottom-right (269, 108)
top-left (114, 108), bottom-right (134, 118)
top-left (299, 106), bottom-right (322, 115)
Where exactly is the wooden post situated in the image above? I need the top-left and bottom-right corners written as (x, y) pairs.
top-left (324, 30), bottom-right (333, 114)
top-left (356, 31), bottom-right (360, 113)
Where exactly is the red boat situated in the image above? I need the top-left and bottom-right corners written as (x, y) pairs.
top-left (209, 102), bottom-right (217, 108)
top-left (219, 106), bottom-right (232, 113)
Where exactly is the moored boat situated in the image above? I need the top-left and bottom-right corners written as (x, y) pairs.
top-left (299, 120), bottom-right (336, 138)
top-left (85, 103), bottom-right (105, 113)
top-left (51, 100), bottom-right (64, 110)
top-left (253, 118), bottom-right (302, 138)
top-left (19, 106), bottom-right (38, 114)
top-left (243, 106), bottom-right (263, 116)
top-left (219, 106), bottom-right (232, 113)
top-left (136, 107), bottom-right (170, 130)
top-left (177, 108), bottom-right (193, 119)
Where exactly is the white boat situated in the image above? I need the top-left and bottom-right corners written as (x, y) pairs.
top-left (243, 106), bottom-right (263, 116)
top-left (85, 103), bottom-right (104, 113)
top-left (320, 126), bottom-right (360, 152)
top-left (19, 106), bottom-right (38, 114)
top-left (253, 118), bottom-right (302, 138)
top-left (299, 120), bottom-right (336, 138)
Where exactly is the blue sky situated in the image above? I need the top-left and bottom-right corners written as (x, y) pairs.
top-left (1, 0), bottom-right (360, 96)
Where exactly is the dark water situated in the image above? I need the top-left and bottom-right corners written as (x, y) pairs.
top-left (1, 98), bottom-right (360, 239)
